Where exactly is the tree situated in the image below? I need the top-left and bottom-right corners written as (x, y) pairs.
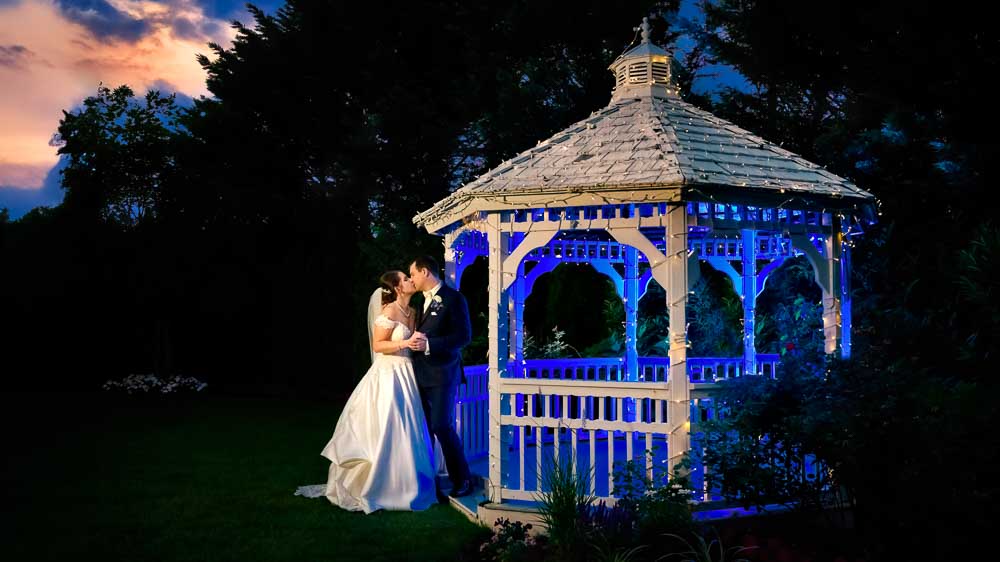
top-left (690, 2), bottom-right (1000, 558)
top-left (56, 85), bottom-right (182, 227)
top-left (55, 85), bottom-right (187, 379)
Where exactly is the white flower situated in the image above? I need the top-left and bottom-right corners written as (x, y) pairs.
top-left (431, 295), bottom-right (443, 305)
top-left (102, 373), bottom-right (207, 395)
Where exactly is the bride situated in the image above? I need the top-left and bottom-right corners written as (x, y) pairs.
top-left (303, 270), bottom-right (438, 512)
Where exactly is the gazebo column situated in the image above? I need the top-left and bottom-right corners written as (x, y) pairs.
top-left (510, 260), bottom-right (526, 378)
top-left (486, 214), bottom-right (511, 502)
top-left (608, 208), bottom-right (690, 474)
top-left (791, 229), bottom-right (842, 357)
top-left (741, 229), bottom-right (758, 376)
top-left (665, 205), bottom-right (690, 473)
top-left (444, 232), bottom-right (459, 287)
top-left (839, 220), bottom-right (852, 359)
top-left (822, 217), bottom-right (844, 356)
top-left (623, 246), bottom-right (639, 420)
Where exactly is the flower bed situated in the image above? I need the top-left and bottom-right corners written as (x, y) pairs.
top-left (102, 374), bottom-right (207, 394)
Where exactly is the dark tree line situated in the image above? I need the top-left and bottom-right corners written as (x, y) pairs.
top-left (1, 0), bottom-right (670, 394)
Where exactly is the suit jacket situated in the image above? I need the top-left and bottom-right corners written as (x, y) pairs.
top-left (412, 284), bottom-right (471, 388)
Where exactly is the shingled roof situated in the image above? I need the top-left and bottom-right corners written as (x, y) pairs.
top-left (414, 20), bottom-right (876, 233)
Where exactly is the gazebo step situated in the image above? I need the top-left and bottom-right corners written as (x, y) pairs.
top-left (447, 480), bottom-right (489, 524)
top-left (436, 465), bottom-right (491, 524)
top-left (476, 500), bottom-right (547, 535)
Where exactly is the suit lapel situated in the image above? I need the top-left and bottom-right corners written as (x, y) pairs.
top-left (417, 285), bottom-right (446, 331)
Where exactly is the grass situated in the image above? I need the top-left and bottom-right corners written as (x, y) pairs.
top-left (1, 391), bottom-right (489, 562)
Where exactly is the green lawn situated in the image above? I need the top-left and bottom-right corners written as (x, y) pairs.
top-left (1, 392), bottom-right (489, 562)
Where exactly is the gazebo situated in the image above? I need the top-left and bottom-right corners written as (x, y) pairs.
top-left (414, 19), bottom-right (876, 514)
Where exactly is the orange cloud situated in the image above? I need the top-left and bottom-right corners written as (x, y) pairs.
top-left (0, 0), bottom-right (238, 189)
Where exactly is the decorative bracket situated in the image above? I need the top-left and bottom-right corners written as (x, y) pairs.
top-left (501, 230), bottom-right (558, 291)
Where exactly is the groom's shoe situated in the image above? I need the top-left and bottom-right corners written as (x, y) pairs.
top-left (436, 488), bottom-right (450, 505)
top-left (449, 477), bottom-right (476, 498)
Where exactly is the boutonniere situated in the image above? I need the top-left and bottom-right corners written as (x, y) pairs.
top-left (427, 294), bottom-right (444, 315)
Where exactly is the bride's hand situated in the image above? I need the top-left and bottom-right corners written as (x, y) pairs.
top-left (406, 333), bottom-right (427, 351)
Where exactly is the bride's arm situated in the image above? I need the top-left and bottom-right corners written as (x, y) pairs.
top-left (371, 311), bottom-right (419, 353)
top-left (372, 326), bottom-right (410, 354)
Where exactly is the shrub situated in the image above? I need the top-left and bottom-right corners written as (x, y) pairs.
top-left (478, 518), bottom-right (545, 562)
top-left (613, 450), bottom-right (697, 550)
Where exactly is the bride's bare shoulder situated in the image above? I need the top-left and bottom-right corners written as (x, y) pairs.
top-left (380, 303), bottom-right (398, 321)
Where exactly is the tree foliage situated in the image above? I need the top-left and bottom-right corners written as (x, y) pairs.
top-left (687, 2), bottom-right (1000, 559)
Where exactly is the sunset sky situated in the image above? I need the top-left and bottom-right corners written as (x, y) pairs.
top-left (0, 0), bottom-right (283, 216)
top-left (0, 0), bottom-right (745, 218)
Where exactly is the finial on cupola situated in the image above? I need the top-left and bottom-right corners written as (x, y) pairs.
top-left (640, 16), bottom-right (651, 44)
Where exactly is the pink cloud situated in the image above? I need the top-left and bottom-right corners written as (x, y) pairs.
top-left (0, 161), bottom-right (52, 188)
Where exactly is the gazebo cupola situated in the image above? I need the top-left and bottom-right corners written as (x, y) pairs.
top-left (414, 19), bottom-right (876, 508)
top-left (609, 17), bottom-right (678, 100)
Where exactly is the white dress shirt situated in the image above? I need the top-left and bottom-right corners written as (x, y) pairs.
top-left (421, 282), bottom-right (442, 354)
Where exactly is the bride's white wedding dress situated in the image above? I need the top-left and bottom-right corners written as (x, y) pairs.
top-left (299, 314), bottom-right (437, 513)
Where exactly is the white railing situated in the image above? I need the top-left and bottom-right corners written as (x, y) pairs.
top-left (523, 357), bottom-right (625, 381)
top-left (497, 378), bottom-right (675, 502)
top-left (456, 364), bottom-right (489, 459)
top-left (520, 355), bottom-right (780, 383)
top-left (461, 353), bottom-right (782, 501)
top-left (638, 356), bottom-right (669, 381)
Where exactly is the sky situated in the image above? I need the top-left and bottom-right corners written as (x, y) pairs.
top-left (0, 0), bottom-right (284, 217)
top-left (0, 0), bottom-right (747, 219)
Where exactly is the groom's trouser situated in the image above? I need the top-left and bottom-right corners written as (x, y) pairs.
top-left (420, 383), bottom-right (471, 485)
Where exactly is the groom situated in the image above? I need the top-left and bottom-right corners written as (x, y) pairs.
top-left (408, 255), bottom-right (476, 499)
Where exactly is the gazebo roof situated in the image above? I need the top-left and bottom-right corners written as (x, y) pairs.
top-left (415, 20), bottom-right (876, 234)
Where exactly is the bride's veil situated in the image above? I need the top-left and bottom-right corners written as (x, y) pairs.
top-left (366, 287), bottom-right (383, 365)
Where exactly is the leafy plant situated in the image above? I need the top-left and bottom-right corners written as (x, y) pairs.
top-left (591, 543), bottom-right (648, 562)
top-left (614, 450), bottom-right (698, 549)
top-left (524, 326), bottom-right (581, 359)
top-left (581, 290), bottom-right (626, 357)
top-left (463, 311), bottom-right (489, 364)
top-left (660, 528), bottom-right (756, 562)
top-left (637, 313), bottom-right (671, 357)
top-left (534, 454), bottom-right (595, 561)
top-left (687, 276), bottom-right (742, 357)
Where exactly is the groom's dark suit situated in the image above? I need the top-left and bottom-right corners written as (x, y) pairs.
top-left (412, 283), bottom-right (472, 488)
